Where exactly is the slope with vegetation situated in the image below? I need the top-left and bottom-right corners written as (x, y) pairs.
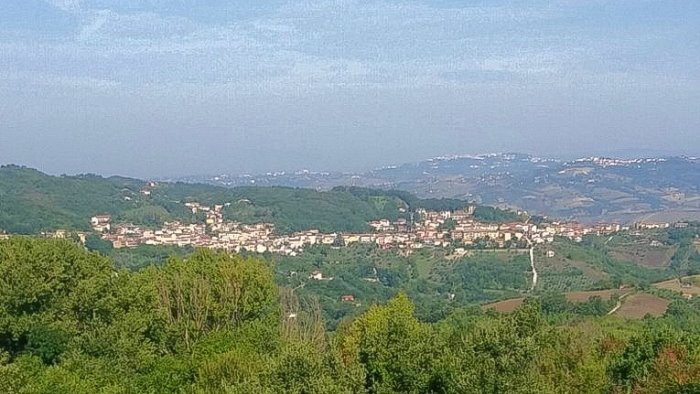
top-left (0, 166), bottom-right (149, 233)
top-left (270, 245), bottom-right (530, 328)
top-left (2, 165), bottom-right (496, 235)
top-left (487, 224), bottom-right (700, 320)
top-left (1, 237), bottom-right (700, 393)
top-left (1, 166), bottom-right (367, 234)
top-left (88, 223), bottom-right (700, 327)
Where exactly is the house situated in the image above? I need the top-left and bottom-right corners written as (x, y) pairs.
top-left (341, 295), bottom-right (355, 302)
top-left (91, 214), bottom-right (112, 233)
top-left (91, 214), bottom-right (111, 225)
top-left (75, 232), bottom-right (87, 244)
top-left (309, 271), bottom-right (324, 280)
top-left (343, 234), bottom-right (360, 244)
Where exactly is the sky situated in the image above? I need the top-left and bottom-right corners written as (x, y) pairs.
top-left (0, 0), bottom-right (698, 178)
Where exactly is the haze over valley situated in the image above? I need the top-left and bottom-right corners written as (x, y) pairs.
top-left (176, 152), bottom-right (700, 224)
top-left (1, 1), bottom-right (700, 392)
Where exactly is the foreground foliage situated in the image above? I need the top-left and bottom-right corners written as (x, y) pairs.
top-left (1, 237), bottom-right (699, 393)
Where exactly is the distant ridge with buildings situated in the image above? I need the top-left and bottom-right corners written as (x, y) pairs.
top-left (174, 153), bottom-right (700, 224)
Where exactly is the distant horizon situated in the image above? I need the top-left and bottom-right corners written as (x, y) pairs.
top-left (3, 148), bottom-right (698, 180)
top-left (2, 1), bottom-right (698, 179)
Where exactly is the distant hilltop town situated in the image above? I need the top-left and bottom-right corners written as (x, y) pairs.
top-left (82, 200), bottom-right (682, 257)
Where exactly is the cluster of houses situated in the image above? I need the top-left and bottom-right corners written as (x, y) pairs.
top-left (90, 200), bottom-right (634, 256)
top-left (370, 208), bottom-right (625, 250)
top-left (573, 157), bottom-right (667, 167)
top-left (104, 220), bottom-right (343, 255)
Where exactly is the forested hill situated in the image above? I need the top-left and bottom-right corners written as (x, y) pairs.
top-left (0, 166), bottom-right (148, 234)
top-left (0, 165), bottom-right (511, 235)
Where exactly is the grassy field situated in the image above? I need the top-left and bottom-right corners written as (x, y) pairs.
top-left (653, 275), bottom-right (700, 296)
top-left (539, 248), bottom-right (609, 279)
top-left (412, 250), bottom-right (436, 280)
top-left (613, 293), bottom-right (670, 319)
top-left (608, 240), bottom-right (677, 268)
top-left (535, 244), bottom-right (610, 291)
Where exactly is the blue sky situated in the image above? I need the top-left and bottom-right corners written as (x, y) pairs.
top-left (1, 0), bottom-right (698, 177)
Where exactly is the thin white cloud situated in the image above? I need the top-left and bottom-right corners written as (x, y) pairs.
top-left (4, 0), bottom-right (696, 92)
top-left (43, 0), bottom-right (82, 12)
top-left (2, 71), bottom-right (120, 90)
top-left (76, 9), bottom-right (109, 41)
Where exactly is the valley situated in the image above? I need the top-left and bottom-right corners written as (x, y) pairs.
top-left (183, 154), bottom-right (700, 224)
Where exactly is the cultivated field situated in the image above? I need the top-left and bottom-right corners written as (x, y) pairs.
top-left (653, 276), bottom-right (700, 296)
top-left (565, 289), bottom-right (627, 303)
top-left (482, 298), bottom-right (525, 313)
top-left (613, 293), bottom-right (669, 319)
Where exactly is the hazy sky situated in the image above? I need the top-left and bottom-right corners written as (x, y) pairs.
top-left (1, 1), bottom-right (698, 177)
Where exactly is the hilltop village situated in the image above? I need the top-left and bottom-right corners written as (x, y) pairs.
top-left (90, 201), bottom-right (640, 256)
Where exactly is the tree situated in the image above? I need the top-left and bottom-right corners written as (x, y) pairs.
top-left (156, 249), bottom-right (278, 351)
top-left (84, 234), bottom-right (113, 255)
top-left (0, 237), bottom-right (115, 359)
top-left (609, 327), bottom-right (700, 393)
top-left (338, 292), bottom-right (435, 393)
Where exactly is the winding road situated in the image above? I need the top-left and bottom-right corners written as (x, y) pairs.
top-left (606, 291), bottom-right (633, 315)
top-left (529, 246), bottom-right (538, 291)
top-left (523, 234), bottom-right (537, 291)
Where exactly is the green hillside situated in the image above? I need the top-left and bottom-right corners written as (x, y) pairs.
top-left (0, 165), bottom-right (456, 235)
top-left (154, 182), bottom-right (409, 233)
top-left (100, 224), bottom-right (700, 330)
top-left (0, 166), bottom-right (148, 233)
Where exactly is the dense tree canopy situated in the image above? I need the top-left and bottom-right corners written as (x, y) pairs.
top-left (1, 237), bottom-right (699, 393)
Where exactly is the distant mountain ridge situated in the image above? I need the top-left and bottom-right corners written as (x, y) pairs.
top-left (174, 153), bottom-right (700, 224)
